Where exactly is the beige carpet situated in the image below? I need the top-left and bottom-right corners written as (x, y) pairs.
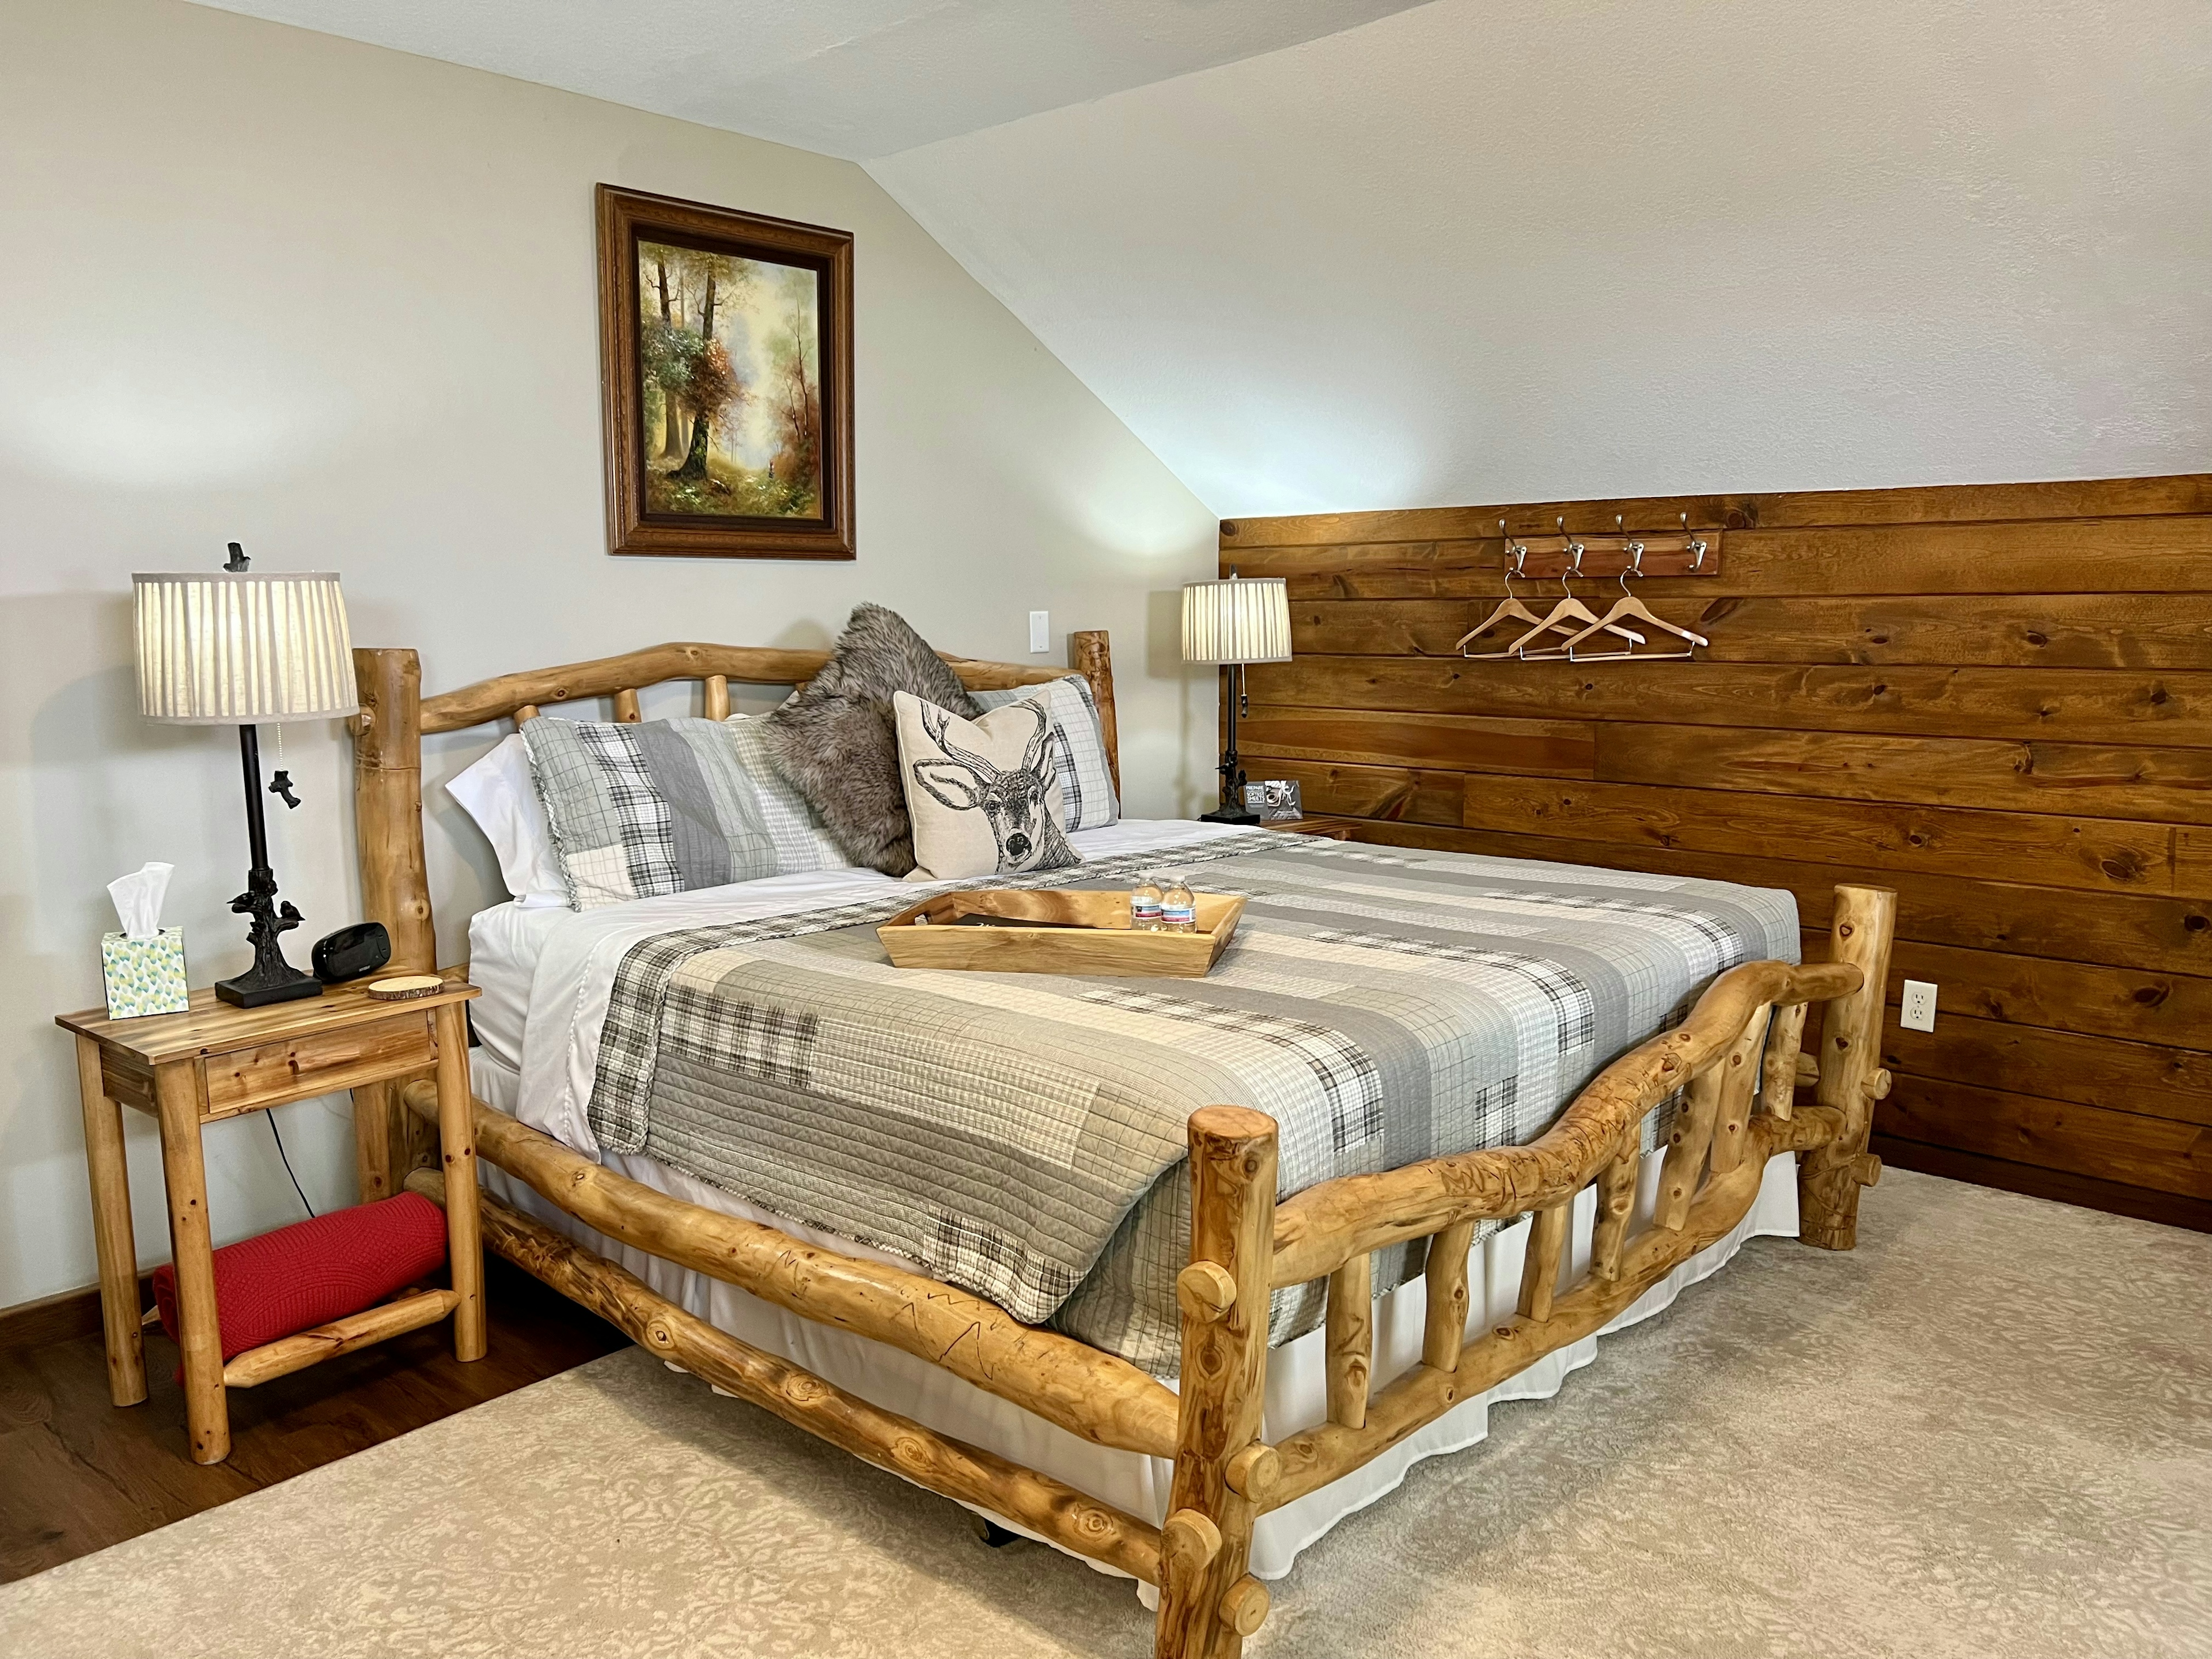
top-left (5, 1169), bottom-right (2208, 1658)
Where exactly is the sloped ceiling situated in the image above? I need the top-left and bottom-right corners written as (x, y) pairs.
top-left (183, 0), bottom-right (1429, 158)
top-left (871, 0), bottom-right (2212, 515)
top-left (188, 0), bottom-right (2209, 517)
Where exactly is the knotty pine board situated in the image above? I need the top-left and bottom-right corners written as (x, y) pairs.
top-left (1291, 593), bottom-right (2212, 670)
top-left (1242, 517), bottom-right (2212, 597)
top-left (1324, 817), bottom-right (2212, 978)
top-left (1241, 656), bottom-right (2212, 749)
top-left (1224, 474), bottom-right (2212, 1229)
top-left (1218, 475), bottom-right (2212, 547)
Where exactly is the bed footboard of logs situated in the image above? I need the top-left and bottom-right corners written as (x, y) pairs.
top-left (407, 882), bottom-right (1894, 1659)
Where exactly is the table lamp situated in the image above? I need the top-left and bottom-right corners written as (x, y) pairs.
top-left (134, 545), bottom-right (357, 1007)
top-left (1181, 570), bottom-right (1291, 825)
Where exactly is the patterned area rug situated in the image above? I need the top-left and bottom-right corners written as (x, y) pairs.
top-left (4, 1169), bottom-right (2207, 1658)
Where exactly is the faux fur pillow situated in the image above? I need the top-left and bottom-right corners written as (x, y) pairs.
top-left (893, 692), bottom-right (1078, 882)
top-left (762, 604), bottom-right (982, 876)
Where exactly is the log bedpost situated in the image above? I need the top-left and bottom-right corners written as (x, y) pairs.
top-left (1798, 884), bottom-right (1898, 1250)
top-left (350, 646), bottom-right (438, 1196)
top-left (1070, 628), bottom-right (1120, 797)
top-left (351, 646), bottom-right (434, 969)
top-left (1159, 1107), bottom-right (1278, 1659)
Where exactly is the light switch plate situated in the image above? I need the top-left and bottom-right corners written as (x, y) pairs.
top-left (1028, 610), bottom-right (1050, 653)
top-left (1900, 979), bottom-right (1938, 1032)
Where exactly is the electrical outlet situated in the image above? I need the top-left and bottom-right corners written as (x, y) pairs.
top-left (1028, 610), bottom-right (1050, 653)
top-left (1900, 979), bottom-right (1938, 1033)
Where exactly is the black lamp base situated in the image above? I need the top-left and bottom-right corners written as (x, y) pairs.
top-left (219, 721), bottom-right (323, 1009)
top-left (215, 963), bottom-right (323, 1009)
top-left (1205, 662), bottom-right (1263, 828)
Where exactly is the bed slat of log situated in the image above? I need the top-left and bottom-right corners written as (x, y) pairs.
top-left (1657, 1064), bottom-right (1725, 1232)
top-left (398, 1082), bottom-right (1179, 1460)
top-left (407, 1170), bottom-right (1164, 1586)
top-left (1515, 1200), bottom-right (1571, 1323)
top-left (1762, 1002), bottom-right (1810, 1121)
top-left (702, 673), bottom-right (730, 720)
top-left (1267, 957), bottom-right (1860, 1287)
top-left (1590, 1136), bottom-right (1641, 1283)
top-left (1705, 1007), bottom-right (1772, 1177)
top-left (612, 688), bottom-right (641, 723)
top-left (1324, 1252), bottom-right (1372, 1430)
top-left (1421, 1220), bottom-right (1476, 1372)
top-left (1266, 1112), bottom-right (1786, 1512)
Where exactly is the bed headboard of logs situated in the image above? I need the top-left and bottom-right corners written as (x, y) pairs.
top-left (348, 631), bottom-right (1118, 972)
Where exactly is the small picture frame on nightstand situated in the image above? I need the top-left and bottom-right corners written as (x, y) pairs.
top-left (1244, 779), bottom-right (1302, 823)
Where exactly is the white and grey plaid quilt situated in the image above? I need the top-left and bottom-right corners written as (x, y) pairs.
top-left (584, 832), bottom-right (1798, 1375)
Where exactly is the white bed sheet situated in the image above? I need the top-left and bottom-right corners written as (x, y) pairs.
top-left (468, 817), bottom-right (1257, 1157)
top-left (462, 817), bottom-right (1805, 1590)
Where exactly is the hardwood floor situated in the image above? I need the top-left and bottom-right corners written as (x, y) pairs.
top-left (0, 1257), bottom-right (627, 1582)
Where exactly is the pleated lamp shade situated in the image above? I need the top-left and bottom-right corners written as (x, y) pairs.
top-left (1181, 575), bottom-right (1292, 665)
top-left (134, 571), bottom-right (358, 724)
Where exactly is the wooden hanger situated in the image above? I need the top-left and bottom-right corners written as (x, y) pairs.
top-left (1457, 522), bottom-right (1549, 657)
top-left (1499, 521), bottom-right (1645, 660)
top-left (1556, 523), bottom-right (1710, 660)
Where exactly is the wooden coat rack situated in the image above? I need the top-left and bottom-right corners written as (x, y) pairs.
top-left (1506, 516), bottom-right (1724, 579)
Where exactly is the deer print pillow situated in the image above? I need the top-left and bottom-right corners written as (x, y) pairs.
top-left (893, 691), bottom-right (1081, 882)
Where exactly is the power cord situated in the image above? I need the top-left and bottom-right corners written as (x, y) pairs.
top-left (267, 1112), bottom-right (316, 1218)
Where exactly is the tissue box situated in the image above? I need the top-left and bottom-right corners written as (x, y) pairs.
top-left (101, 928), bottom-right (190, 1019)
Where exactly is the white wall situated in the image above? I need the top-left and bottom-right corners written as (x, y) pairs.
top-left (0, 0), bottom-right (1218, 1310)
top-left (871, 0), bottom-right (2212, 516)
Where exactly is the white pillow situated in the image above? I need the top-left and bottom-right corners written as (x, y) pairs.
top-left (445, 733), bottom-right (567, 907)
top-left (893, 691), bottom-right (1081, 882)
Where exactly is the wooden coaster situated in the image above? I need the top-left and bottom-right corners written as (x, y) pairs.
top-left (366, 974), bottom-right (447, 1002)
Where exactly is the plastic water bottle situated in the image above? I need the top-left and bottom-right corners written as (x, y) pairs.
top-left (1161, 876), bottom-right (1196, 934)
top-left (1131, 874), bottom-right (1164, 931)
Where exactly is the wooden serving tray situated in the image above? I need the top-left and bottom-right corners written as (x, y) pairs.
top-left (878, 888), bottom-right (1247, 978)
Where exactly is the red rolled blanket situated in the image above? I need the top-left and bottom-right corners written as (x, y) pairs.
top-left (153, 1192), bottom-right (449, 1370)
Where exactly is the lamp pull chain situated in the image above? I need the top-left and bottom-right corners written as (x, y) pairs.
top-left (269, 724), bottom-right (301, 810)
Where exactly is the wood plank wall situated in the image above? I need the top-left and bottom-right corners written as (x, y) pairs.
top-left (1220, 475), bottom-right (2212, 1232)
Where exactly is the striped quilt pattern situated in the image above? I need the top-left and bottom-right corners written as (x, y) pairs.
top-left (586, 832), bottom-right (1798, 1374)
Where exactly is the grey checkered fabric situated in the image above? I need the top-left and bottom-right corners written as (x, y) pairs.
top-left (585, 832), bottom-right (1800, 1374)
top-left (524, 715), bottom-right (847, 909)
top-left (971, 676), bottom-right (1119, 829)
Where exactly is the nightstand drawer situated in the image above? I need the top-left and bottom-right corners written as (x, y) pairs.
top-left (201, 1013), bottom-right (440, 1120)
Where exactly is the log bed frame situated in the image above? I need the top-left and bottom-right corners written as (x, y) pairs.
top-left (347, 630), bottom-right (1894, 1659)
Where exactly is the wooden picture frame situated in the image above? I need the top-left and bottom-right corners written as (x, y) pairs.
top-left (596, 184), bottom-right (855, 560)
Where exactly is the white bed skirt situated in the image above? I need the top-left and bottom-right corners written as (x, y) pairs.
top-left (471, 1052), bottom-right (1800, 1587)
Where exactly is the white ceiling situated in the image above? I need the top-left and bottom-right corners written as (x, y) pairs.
top-left (873, 0), bottom-right (2212, 515)
top-left (188, 0), bottom-right (2210, 517)
top-left (184, 0), bottom-right (1429, 159)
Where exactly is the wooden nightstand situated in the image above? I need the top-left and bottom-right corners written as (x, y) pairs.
top-left (1261, 816), bottom-right (1361, 840)
top-left (56, 978), bottom-right (485, 1465)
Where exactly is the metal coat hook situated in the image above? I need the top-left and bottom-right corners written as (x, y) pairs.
top-left (1681, 512), bottom-right (1709, 570)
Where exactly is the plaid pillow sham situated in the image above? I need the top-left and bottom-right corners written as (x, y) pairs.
top-left (522, 714), bottom-right (847, 910)
top-left (970, 675), bottom-right (1119, 830)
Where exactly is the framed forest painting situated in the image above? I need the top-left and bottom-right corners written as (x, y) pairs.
top-left (597, 184), bottom-right (855, 558)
